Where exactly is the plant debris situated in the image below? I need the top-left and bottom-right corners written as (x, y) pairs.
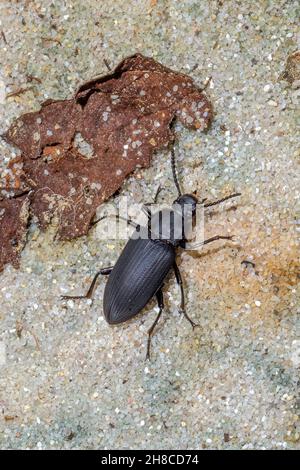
top-left (1, 53), bottom-right (212, 272)
top-left (0, 195), bottom-right (30, 271)
top-left (280, 50), bottom-right (300, 87)
top-left (1, 30), bottom-right (7, 45)
top-left (6, 86), bottom-right (34, 99)
top-left (15, 319), bottom-right (41, 350)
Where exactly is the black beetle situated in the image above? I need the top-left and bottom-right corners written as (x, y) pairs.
top-left (62, 149), bottom-right (240, 358)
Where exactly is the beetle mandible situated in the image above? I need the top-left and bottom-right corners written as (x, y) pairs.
top-left (62, 149), bottom-right (240, 359)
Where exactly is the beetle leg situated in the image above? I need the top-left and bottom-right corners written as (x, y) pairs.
top-left (141, 204), bottom-right (151, 219)
top-left (182, 234), bottom-right (234, 250)
top-left (202, 192), bottom-right (241, 208)
top-left (144, 184), bottom-right (162, 206)
top-left (141, 186), bottom-right (166, 240)
top-left (136, 204), bottom-right (155, 240)
top-left (142, 184), bottom-right (163, 232)
top-left (153, 184), bottom-right (162, 204)
top-left (146, 289), bottom-right (164, 360)
top-left (173, 262), bottom-right (198, 329)
top-left (91, 214), bottom-right (139, 230)
top-left (203, 235), bottom-right (234, 245)
top-left (61, 266), bottom-right (114, 301)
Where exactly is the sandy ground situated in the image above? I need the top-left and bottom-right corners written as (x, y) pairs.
top-left (0, 0), bottom-right (299, 450)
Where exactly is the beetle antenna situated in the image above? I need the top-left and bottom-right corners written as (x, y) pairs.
top-left (171, 148), bottom-right (182, 197)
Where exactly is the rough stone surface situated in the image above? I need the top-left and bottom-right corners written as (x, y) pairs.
top-left (0, 0), bottom-right (299, 450)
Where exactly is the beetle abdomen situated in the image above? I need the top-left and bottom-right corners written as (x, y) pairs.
top-left (103, 238), bottom-right (175, 324)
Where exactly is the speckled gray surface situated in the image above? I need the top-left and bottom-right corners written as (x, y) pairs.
top-left (0, 0), bottom-right (299, 450)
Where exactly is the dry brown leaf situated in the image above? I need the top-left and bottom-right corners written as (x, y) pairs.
top-left (1, 53), bottom-right (212, 271)
top-left (0, 195), bottom-right (30, 271)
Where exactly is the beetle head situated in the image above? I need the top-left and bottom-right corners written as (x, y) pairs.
top-left (173, 193), bottom-right (198, 216)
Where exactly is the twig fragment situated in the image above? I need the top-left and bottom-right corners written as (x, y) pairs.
top-left (6, 87), bottom-right (34, 99)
